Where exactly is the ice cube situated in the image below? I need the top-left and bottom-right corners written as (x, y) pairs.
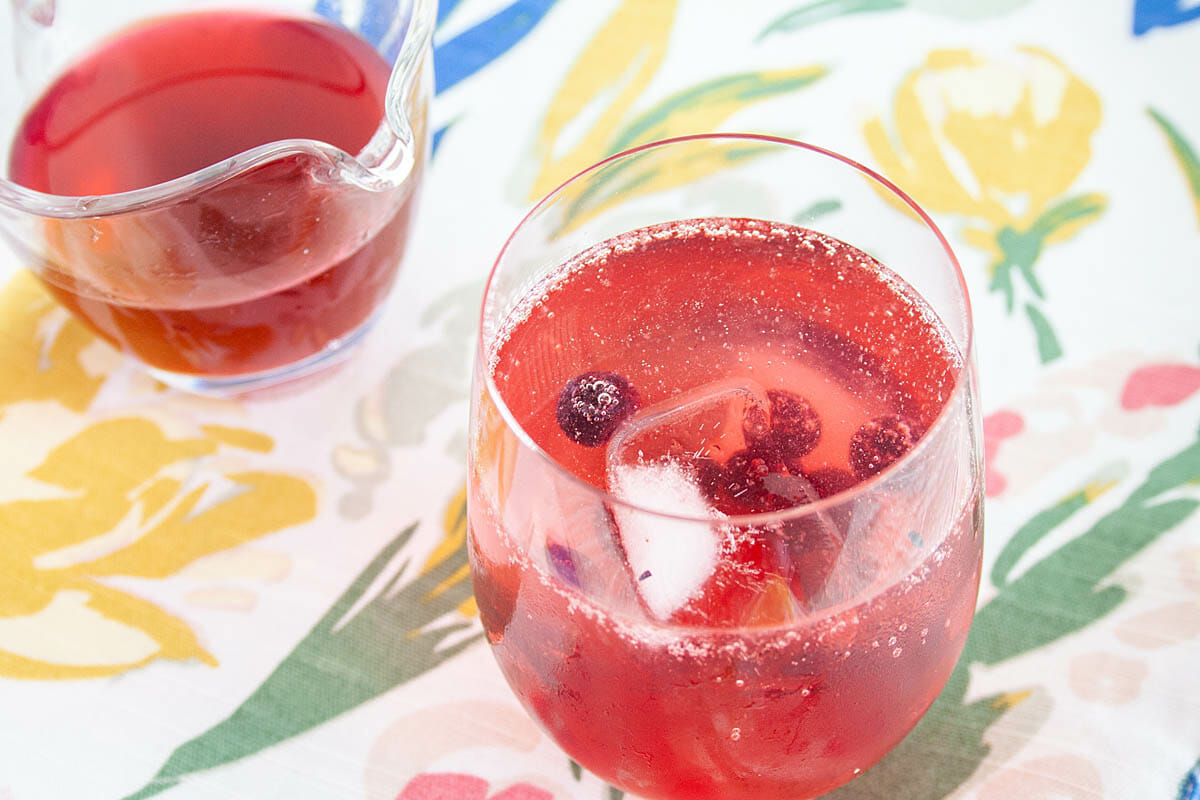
top-left (606, 377), bottom-right (772, 479)
top-left (608, 460), bottom-right (722, 620)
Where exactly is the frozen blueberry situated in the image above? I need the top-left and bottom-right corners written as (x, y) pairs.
top-left (556, 370), bottom-right (640, 447)
top-left (741, 400), bottom-right (771, 444)
top-left (779, 514), bottom-right (843, 608)
top-left (803, 467), bottom-right (858, 500)
top-left (744, 391), bottom-right (820, 460)
top-left (692, 455), bottom-right (726, 498)
top-left (849, 414), bottom-right (920, 479)
top-left (723, 450), bottom-right (777, 510)
top-left (719, 448), bottom-right (814, 514)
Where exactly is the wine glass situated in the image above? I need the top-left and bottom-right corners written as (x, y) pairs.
top-left (467, 134), bottom-right (982, 800)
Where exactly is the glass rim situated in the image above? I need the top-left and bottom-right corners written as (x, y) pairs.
top-left (479, 132), bottom-right (975, 526)
top-left (0, 0), bottom-right (436, 219)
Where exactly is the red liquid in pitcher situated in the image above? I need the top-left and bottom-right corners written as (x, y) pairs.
top-left (469, 218), bottom-right (982, 799)
top-left (7, 11), bottom-right (413, 377)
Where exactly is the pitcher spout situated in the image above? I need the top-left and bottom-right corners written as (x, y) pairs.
top-left (352, 0), bottom-right (435, 194)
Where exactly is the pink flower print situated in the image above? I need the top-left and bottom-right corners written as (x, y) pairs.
top-left (983, 410), bottom-right (1024, 497)
top-left (399, 774), bottom-right (488, 800)
top-left (1068, 651), bottom-right (1149, 705)
top-left (490, 786), bottom-right (554, 800)
top-left (397, 773), bottom-right (553, 800)
top-left (1120, 363), bottom-right (1200, 409)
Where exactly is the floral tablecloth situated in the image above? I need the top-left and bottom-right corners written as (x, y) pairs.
top-left (2, 1), bottom-right (1199, 798)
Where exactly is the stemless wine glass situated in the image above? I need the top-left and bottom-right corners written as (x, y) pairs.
top-left (468, 134), bottom-right (982, 800)
top-left (0, 0), bottom-right (433, 392)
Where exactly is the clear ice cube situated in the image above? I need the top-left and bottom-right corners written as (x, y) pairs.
top-left (602, 379), bottom-right (777, 620)
top-left (606, 377), bottom-right (773, 490)
top-left (603, 377), bottom-right (852, 622)
top-left (608, 460), bottom-right (722, 620)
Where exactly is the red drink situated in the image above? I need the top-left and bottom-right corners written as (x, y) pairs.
top-left (469, 218), bottom-right (982, 799)
top-left (7, 11), bottom-right (415, 377)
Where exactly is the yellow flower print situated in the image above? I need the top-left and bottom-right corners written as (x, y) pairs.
top-left (0, 417), bottom-right (317, 679)
top-left (865, 47), bottom-right (1106, 363)
top-left (526, 0), bottom-right (826, 229)
top-left (0, 270), bottom-right (113, 412)
top-left (0, 273), bottom-right (316, 679)
top-left (529, 0), bottom-right (678, 202)
top-left (420, 484), bottom-right (477, 617)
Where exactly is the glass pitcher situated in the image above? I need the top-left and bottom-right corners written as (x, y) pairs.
top-left (0, 0), bottom-right (434, 392)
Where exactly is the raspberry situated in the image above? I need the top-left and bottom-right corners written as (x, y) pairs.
top-left (756, 390), bottom-right (821, 459)
top-left (556, 370), bottom-right (639, 447)
top-left (849, 414), bottom-right (920, 479)
top-left (803, 467), bottom-right (858, 500)
top-left (715, 448), bottom-right (816, 515)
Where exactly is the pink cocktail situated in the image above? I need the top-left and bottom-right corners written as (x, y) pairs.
top-left (469, 135), bottom-right (982, 799)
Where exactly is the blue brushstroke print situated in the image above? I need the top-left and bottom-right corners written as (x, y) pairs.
top-left (431, 123), bottom-right (451, 155)
top-left (1134, 0), bottom-right (1200, 35)
top-left (437, 0), bottom-right (465, 27)
top-left (1180, 758), bottom-right (1200, 800)
top-left (317, 0), bottom-right (559, 95)
top-left (433, 0), bottom-right (558, 94)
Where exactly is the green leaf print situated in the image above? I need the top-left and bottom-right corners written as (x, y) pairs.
top-left (1148, 107), bottom-right (1200, 227)
top-left (759, 0), bottom-right (905, 39)
top-left (990, 490), bottom-right (1089, 587)
top-left (794, 198), bottom-right (843, 221)
top-left (562, 67), bottom-right (827, 227)
top-left (608, 70), bottom-right (827, 155)
top-left (1024, 303), bottom-right (1064, 364)
top-left (988, 193), bottom-right (1104, 363)
top-left (122, 498), bottom-right (480, 799)
top-left (565, 755), bottom-right (626, 798)
top-left (758, 0), bottom-right (1031, 38)
top-left (831, 427), bottom-right (1200, 798)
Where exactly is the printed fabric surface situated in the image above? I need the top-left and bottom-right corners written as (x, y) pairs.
top-left (0, 0), bottom-right (1198, 798)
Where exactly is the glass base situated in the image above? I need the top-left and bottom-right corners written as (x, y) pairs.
top-left (146, 309), bottom-right (381, 396)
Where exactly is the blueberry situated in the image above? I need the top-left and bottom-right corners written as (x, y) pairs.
top-left (719, 448), bottom-right (812, 514)
top-left (723, 450), bottom-right (777, 510)
top-left (803, 467), bottom-right (858, 500)
top-left (849, 414), bottom-right (920, 479)
top-left (556, 370), bottom-right (639, 447)
top-left (770, 390), bottom-right (822, 456)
